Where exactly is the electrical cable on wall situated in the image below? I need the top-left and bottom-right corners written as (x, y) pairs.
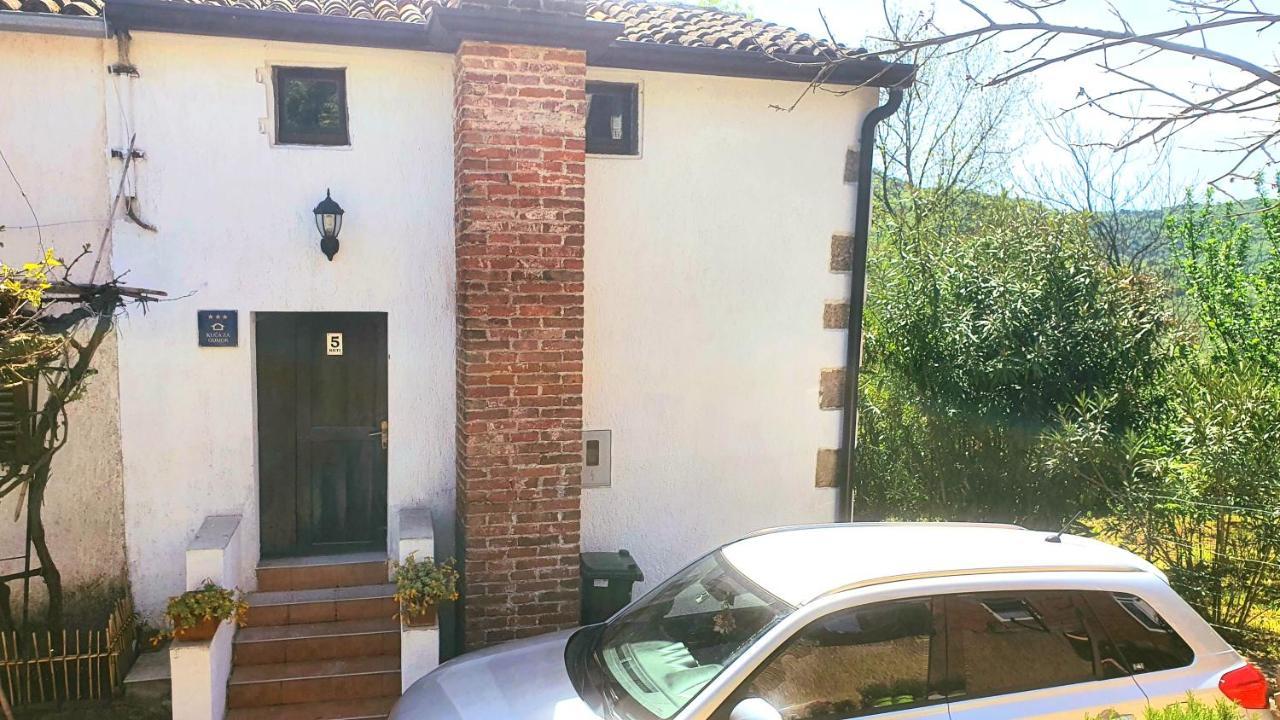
top-left (0, 143), bottom-right (43, 253)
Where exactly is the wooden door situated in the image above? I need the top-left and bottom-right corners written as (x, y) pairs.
top-left (257, 313), bottom-right (388, 558)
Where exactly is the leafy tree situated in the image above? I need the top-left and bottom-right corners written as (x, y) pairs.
top-left (857, 190), bottom-right (1168, 523)
top-left (1028, 193), bottom-right (1280, 654)
top-left (871, 192), bottom-right (1165, 425)
top-left (1167, 190), bottom-right (1280, 378)
top-left (0, 249), bottom-right (159, 630)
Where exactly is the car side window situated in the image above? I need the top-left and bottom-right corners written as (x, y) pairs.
top-left (1081, 592), bottom-right (1195, 674)
top-left (722, 598), bottom-right (945, 720)
top-left (945, 591), bottom-right (1099, 701)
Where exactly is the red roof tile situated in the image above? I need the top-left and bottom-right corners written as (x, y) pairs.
top-left (589, 1), bottom-right (843, 57)
top-left (1, 0), bottom-right (847, 58)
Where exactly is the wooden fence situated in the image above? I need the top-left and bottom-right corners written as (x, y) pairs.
top-left (0, 597), bottom-right (137, 707)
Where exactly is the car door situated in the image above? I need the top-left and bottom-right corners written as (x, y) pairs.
top-left (944, 591), bottom-right (1151, 720)
top-left (711, 597), bottom-right (952, 720)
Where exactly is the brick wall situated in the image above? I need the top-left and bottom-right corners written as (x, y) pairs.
top-left (453, 40), bottom-right (587, 648)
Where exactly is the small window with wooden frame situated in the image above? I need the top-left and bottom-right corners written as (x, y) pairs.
top-left (586, 82), bottom-right (639, 156)
top-left (273, 66), bottom-right (350, 147)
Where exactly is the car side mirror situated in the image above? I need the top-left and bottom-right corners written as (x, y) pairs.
top-left (730, 698), bottom-right (782, 720)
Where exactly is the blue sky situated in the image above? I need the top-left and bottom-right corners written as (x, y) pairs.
top-left (750, 0), bottom-right (1277, 203)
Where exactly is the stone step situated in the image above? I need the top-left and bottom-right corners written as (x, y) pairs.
top-left (226, 695), bottom-right (400, 720)
top-left (122, 649), bottom-right (171, 704)
top-left (227, 654), bottom-right (400, 709)
top-left (234, 616), bottom-right (400, 666)
top-left (246, 583), bottom-right (397, 627)
top-left (257, 552), bottom-right (389, 592)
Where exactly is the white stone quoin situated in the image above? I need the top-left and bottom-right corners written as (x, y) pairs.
top-left (397, 508), bottom-right (440, 692)
top-left (170, 515), bottom-right (242, 720)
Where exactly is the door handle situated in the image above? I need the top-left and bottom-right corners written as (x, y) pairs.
top-left (369, 420), bottom-right (388, 450)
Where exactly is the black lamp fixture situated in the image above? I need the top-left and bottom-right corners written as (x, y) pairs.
top-left (313, 189), bottom-right (345, 261)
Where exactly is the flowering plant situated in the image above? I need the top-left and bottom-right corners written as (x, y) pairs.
top-left (391, 554), bottom-right (460, 620)
top-left (156, 581), bottom-right (247, 643)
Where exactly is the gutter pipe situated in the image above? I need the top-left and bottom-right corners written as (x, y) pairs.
top-left (0, 11), bottom-right (105, 37)
top-left (839, 87), bottom-right (904, 523)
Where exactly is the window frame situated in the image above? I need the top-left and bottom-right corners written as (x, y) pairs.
top-left (1082, 591), bottom-right (1196, 676)
top-left (712, 596), bottom-right (949, 720)
top-left (272, 66), bottom-right (350, 147)
top-left (586, 81), bottom-right (640, 157)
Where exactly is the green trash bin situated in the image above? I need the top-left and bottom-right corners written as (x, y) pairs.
top-left (580, 550), bottom-right (644, 625)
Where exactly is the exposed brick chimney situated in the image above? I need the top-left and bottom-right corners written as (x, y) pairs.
top-left (453, 35), bottom-right (587, 647)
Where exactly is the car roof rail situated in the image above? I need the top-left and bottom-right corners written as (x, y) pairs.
top-left (732, 521), bottom-right (1028, 544)
top-left (816, 564), bottom-right (1143, 601)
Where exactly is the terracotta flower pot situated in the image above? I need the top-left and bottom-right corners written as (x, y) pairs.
top-left (173, 617), bottom-right (221, 642)
top-left (401, 604), bottom-right (438, 628)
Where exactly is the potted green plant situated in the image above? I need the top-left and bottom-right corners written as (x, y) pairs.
top-left (157, 581), bottom-right (248, 643)
top-left (391, 554), bottom-right (459, 628)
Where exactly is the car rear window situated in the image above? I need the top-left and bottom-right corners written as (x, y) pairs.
top-left (1081, 592), bottom-right (1195, 674)
top-left (945, 591), bottom-right (1099, 700)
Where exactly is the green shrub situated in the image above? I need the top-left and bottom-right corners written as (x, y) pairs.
top-left (857, 190), bottom-right (1168, 523)
top-left (1142, 697), bottom-right (1244, 720)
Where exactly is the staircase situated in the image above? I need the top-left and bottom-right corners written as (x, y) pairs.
top-left (227, 552), bottom-right (401, 720)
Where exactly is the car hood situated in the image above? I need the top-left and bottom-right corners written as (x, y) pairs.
top-left (390, 629), bottom-right (603, 720)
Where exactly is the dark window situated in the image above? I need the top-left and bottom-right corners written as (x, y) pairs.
top-left (0, 383), bottom-right (33, 465)
top-left (947, 592), bottom-right (1098, 700)
top-left (274, 67), bottom-right (349, 146)
top-left (586, 82), bottom-right (639, 156)
top-left (1082, 592), bottom-right (1194, 674)
top-left (723, 599), bottom-right (945, 719)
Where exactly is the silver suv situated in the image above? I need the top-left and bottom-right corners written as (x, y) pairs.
top-left (392, 523), bottom-right (1275, 720)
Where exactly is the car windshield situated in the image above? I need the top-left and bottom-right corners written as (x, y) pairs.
top-left (572, 551), bottom-right (792, 720)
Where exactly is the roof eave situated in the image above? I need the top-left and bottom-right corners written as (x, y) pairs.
top-left (596, 40), bottom-right (916, 89)
top-left (0, 9), bottom-right (106, 37)
top-left (104, 0), bottom-right (441, 51)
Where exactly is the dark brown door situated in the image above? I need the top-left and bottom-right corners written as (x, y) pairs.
top-left (257, 312), bottom-right (388, 558)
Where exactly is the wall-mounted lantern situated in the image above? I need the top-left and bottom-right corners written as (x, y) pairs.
top-left (313, 189), bottom-right (345, 261)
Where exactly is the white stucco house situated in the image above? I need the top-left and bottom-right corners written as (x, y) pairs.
top-left (0, 0), bottom-right (913, 714)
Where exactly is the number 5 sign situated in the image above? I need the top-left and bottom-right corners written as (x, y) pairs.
top-left (326, 332), bottom-right (344, 356)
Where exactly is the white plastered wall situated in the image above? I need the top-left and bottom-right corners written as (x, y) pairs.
top-left (0, 29), bottom-right (129, 621)
top-left (582, 67), bottom-right (876, 593)
top-left (108, 33), bottom-right (457, 619)
top-left (5, 26), bottom-right (879, 620)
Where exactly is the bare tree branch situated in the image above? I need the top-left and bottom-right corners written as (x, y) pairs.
top-left (826, 0), bottom-right (1280, 190)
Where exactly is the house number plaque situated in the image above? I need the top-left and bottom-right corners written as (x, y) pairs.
top-left (326, 332), bottom-right (344, 356)
top-left (198, 310), bottom-right (238, 347)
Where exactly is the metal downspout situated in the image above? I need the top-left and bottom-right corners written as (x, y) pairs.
top-left (840, 88), bottom-right (904, 523)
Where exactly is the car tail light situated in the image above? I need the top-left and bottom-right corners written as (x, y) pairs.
top-left (1219, 663), bottom-right (1270, 709)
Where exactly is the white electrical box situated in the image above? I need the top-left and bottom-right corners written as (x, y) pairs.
top-left (582, 430), bottom-right (612, 488)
